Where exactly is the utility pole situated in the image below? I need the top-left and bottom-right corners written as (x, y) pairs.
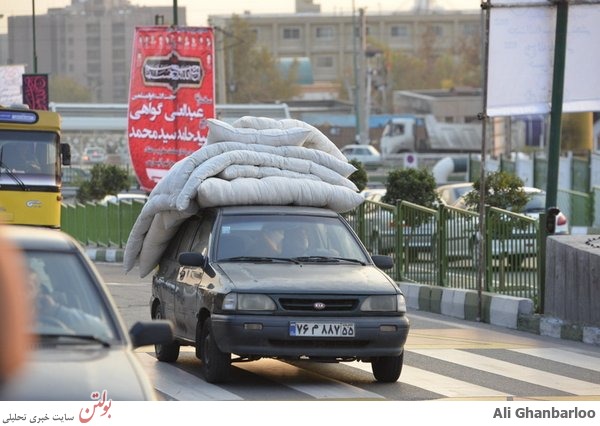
top-left (357, 8), bottom-right (369, 145)
top-left (173, 0), bottom-right (178, 26)
top-left (352, 1), bottom-right (361, 143)
top-left (546, 0), bottom-right (569, 210)
top-left (32, 0), bottom-right (38, 73)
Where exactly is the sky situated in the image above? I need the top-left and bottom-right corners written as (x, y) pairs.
top-left (0, 0), bottom-right (480, 34)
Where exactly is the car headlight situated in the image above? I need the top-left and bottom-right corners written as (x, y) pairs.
top-left (361, 294), bottom-right (406, 313)
top-left (222, 293), bottom-right (276, 311)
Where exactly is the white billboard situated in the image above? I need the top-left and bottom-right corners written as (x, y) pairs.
top-left (486, 1), bottom-right (600, 116)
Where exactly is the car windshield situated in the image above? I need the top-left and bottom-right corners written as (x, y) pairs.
top-left (523, 192), bottom-right (546, 212)
top-left (216, 214), bottom-right (370, 263)
top-left (25, 251), bottom-right (118, 341)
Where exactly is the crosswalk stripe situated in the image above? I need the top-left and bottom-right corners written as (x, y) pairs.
top-left (235, 359), bottom-right (384, 400)
top-left (136, 353), bottom-right (243, 401)
top-left (509, 348), bottom-right (600, 372)
top-left (348, 361), bottom-right (507, 398)
top-left (411, 349), bottom-right (600, 395)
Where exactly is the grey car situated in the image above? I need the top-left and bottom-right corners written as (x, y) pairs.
top-left (150, 205), bottom-right (410, 383)
top-left (1, 225), bottom-right (173, 401)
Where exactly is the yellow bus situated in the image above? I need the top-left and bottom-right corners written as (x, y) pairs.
top-left (0, 106), bottom-right (71, 228)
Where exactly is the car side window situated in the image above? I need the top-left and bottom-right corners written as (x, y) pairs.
top-left (190, 219), bottom-right (212, 257)
top-left (164, 217), bottom-right (201, 261)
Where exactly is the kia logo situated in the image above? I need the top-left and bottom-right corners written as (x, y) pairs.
top-left (313, 302), bottom-right (326, 310)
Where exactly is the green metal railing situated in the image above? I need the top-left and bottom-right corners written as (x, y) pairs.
top-left (344, 199), bottom-right (544, 310)
top-left (61, 200), bottom-right (145, 248)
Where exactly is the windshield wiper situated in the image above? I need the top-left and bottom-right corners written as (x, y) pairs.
top-left (220, 256), bottom-right (301, 264)
top-left (294, 256), bottom-right (367, 265)
top-left (37, 334), bottom-right (111, 347)
top-left (0, 160), bottom-right (26, 189)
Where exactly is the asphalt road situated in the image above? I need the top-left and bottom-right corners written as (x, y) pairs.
top-left (98, 262), bottom-right (600, 402)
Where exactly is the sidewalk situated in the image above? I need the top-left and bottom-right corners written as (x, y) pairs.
top-left (87, 246), bottom-right (600, 347)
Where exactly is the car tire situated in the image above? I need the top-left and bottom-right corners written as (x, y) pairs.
top-left (153, 303), bottom-right (180, 362)
top-left (371, 352), bottom-right (403, 383)
top-left (199, 318), bottom-right (231, 383)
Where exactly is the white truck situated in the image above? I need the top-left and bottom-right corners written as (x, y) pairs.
top-left (379, 114), bottom-right (482, 155)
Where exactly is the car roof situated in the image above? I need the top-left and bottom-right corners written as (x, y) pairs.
top-left (2, 225), bottom-right (80, 252)
top-left (213, 205), bottom-right (341, 217)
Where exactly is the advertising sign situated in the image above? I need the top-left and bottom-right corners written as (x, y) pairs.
top-left (22, 74), bottom-right (49, 110)
top-left (128, 26), bottom-right (215, 191)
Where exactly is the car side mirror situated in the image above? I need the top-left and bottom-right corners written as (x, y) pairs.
top-left (129, 320), bottom-right (173, 348)
top-left (61, 143), bottom-right (71, 166)
top-left (178, 251), bottom-right (216, 278)
top-left (371, 254), bottom-right (394, 270)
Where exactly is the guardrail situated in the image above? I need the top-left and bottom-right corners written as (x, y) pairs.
top-left (344, 200), bottom-right (546, 311)
top-left (61, 200), bottom-right (145, 248)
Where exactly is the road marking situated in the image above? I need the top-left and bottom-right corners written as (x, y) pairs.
top-left (136, 352), bottom-right (243, 401)
top-left (235, 359), bottom-right (384, 400)
top-left (411, 349), bottom-right (600, 396)
top-left (348, 361), bottom-right (507, 398)
top-left (509, 348), bottom-right (600, 372)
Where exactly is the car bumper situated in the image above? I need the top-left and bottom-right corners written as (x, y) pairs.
top-left (211, 313), bottom-right (409, 359)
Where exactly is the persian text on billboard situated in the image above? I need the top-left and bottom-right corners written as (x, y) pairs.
top-left (128, 26), bottom-right (215, 191)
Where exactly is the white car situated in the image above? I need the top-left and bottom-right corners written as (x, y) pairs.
top-left (340, 144), bottom-right (382, 167)
top-left (436, 182), bottom-right (475, 206)
top-left (453, 186), bottom-right (569, 235)
top-left (100, 192), bottom-right (149, 205)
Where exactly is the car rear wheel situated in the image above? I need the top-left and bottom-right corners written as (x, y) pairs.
top-left (153, 303), bottom-right (180, 362)
top-left (371, 352), bottom-right (403, 383)
top-left (199, 318), bottom-right (231, 383)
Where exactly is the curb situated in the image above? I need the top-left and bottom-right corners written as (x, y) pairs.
top-left (86, 247), bottom-right (124, 263)
top-left (398, 281), bottom-right (600, 347)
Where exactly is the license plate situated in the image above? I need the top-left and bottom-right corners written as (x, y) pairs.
top-left (289, 322), bottom-right (355, 337)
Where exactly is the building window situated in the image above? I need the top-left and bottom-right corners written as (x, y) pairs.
top-left (462, 22), bottom-right (479, 36)
top-left (283, 27), bottom-right (301, 40)
top-left (315, 26), bottom-right (334, 39)
top-left (431, 24), bottom-right (444, 37)
top-left (391, 25), bottom-right (409, 38)
top-left (315, 56), bottom-right (333, 68)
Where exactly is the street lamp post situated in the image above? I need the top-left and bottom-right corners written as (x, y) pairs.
top-left (32, 0), bottom-right (38, 73)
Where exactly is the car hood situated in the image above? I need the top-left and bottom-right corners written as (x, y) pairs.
top-left (218, 262), bottom-right (399, 294)
top-left (1, 346), bottom-right (156, 401)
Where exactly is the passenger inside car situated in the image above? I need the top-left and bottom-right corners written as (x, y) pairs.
top-left (281, 227), bottom-right (310, 257)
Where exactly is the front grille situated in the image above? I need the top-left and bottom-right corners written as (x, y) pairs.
top-left (278, 297), bottom-right (358, 312)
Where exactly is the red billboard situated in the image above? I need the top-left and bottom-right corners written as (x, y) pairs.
top-left (128, 26), bottom-right (215, 192)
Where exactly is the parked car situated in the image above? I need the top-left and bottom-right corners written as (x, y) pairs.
top-left (357, 188), bottom-right (436, 259)
top-left (340, 144), bottom-right (382, 167)
top-left (453, 186), bottom-right (569, 235)
top-left (82, 146), bottom-right (106, 164)
top-left (100, 192), bottom-right (149, 205)
top-left (1, 225), bottom-right (173, 401)
top-left (150, 205), bottom-right (410, 383)
top-left (436, 182), bottom-right (475, 206)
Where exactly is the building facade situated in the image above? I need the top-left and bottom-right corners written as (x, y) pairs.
top-left (209, 6), bottom-right (480, 103)
top-left (7, 0), bottom-right (185, 103)
top-left (5, 0), bottom-right (479, 105)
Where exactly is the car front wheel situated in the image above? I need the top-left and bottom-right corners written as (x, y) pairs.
top-left (371, 352), bottom-right (404, 383)
top-left (198, 318), bottom-right (231, 383)
top-left (153, 303), bottom-right (180, 362)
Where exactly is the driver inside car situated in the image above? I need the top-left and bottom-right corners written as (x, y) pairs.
top-left (28, 268), bottom-right (110, 339)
